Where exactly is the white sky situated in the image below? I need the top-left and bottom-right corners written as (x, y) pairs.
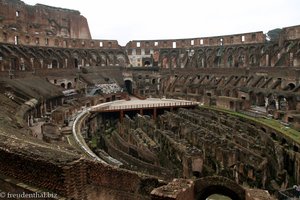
top-left (23, 0), bottom-right (300, 46)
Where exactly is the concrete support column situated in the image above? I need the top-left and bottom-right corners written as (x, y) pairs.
top-left (65, 58), bottom-right (68, 68)
top-left (120, 110), bottom-right (124, 123)
top-left (40, 59), bottom-right (43, 69)
top-left (275, 99), bottom-right (279, 110)
top-left (290, 53), bottom-right (293, 67)
top-left (43, 101), bottom-right (47, 115)
top-left (264, 97), bottom-right (269, 108)
top-left (50, 100), bottom-right (53, 111)
top-left (40, 103), bottom-right (43, 117)
top-left (153, 108), bottom-right (157, 120)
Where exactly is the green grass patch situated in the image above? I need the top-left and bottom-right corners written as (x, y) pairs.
top-left (199, 105), bottom-right (300, 144)
top-left (90, 137), bottom-right (98, 148)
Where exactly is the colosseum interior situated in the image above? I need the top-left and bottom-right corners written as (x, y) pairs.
top-left (0, 0), bottom-right (300, 199)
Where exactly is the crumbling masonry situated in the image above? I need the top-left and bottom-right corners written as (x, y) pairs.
top-left (0, 0), bottom-right (299, 199)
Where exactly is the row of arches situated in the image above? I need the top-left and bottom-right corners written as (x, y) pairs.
top-left (149, 41), bottom-right (300, 68)
top-left (0, 44), bottom-right (128, 71)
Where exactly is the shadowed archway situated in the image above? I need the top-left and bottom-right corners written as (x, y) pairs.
top-left (124, 79), bottom-right (133, 94)
top-left (195, 176), bottom-right (245, 200)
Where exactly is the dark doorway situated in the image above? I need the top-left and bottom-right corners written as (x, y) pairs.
top-left (52, 60), bottom-right (58, 68)
top-left (288, 83), bottom-right (295, 90)
top-left (10, 57), bottom-right (17, 70)
top-left (144, 60), bottom-right (151, 66)
top-left (74, 58), bottom-right (79, 68)
top-left (230, 101), bottom-right (234, 110)
top-left (67, 82), bottom-right (72, 89)
top-left (125, 80), bottom-right (133, 94)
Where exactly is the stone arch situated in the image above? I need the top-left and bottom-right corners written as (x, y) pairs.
top-left (47, 48), bottom-right (56, 57)
top-left (249, 54), bottom-right (256, 66)
top-left (196, 49), bottom-right (205, 68)
top-left (152, 78), bottom-right (156, 85)
top-left (124, 78), bottom-right (133, 94)
top-left (89, 51), bottom-right (99, 66)
top-left (116, 52), bottom-right (126, 66)
top-left (270, 132), bottom-right (277, 141)
top-left (67, 82), bottom-right (72, 89)
top-left (170, 50), bottom-right (178, 68)
top-left (159, 50), bottom-right (169, 67)
top-left (144, 60), bottom-right (151, 66)
top-left (256, 92), bottom-right (265, 106)
top-left (270, 44), bottom-right (280, 66)
top-left (287, 82), bottom-right (296, 90)
top-left (72, 51), bottom-right (81, 68)
top-left (51, 59), bottom-right (58, 68)
top-left (235, 47), bottom-right (246, 67)
top-left (63, 49), bottom-right (71, 58)
top-left (213, 49), bottom-right (222, 67)
top-left (10, 56), bottom-right (19, 71)
top-left (205, 48), bottom-right (213, 55)
top-left (227, 55), bottom-right (233, 67)
top-left (206, 55), bottom-right (214, 68)
top-left (225, 47), bottom-right (235, 68)
top-left (98, 51), bottom-right (108, 66)
top-left (194, 176), bottom-right (245, 200)
top-left (293, 44), bottom-right (300, 66)
top-left (107, 52), bottom-right (115, 66)
top-left (54, 49), bottom-right (64, 60)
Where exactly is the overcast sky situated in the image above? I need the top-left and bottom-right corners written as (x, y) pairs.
top-left (23, 0), bottom-right (300, 46)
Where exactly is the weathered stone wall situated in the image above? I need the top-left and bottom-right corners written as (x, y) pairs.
top-left (0, 0), bottom-right (91, 39)
top-left (126, 36), bottom-right (300, 68)
top-left (0, 137), bottom-right (81, 197)
top-left (0, 44), bottom-right (127, 74)
top-left (86, 160), bottom-right (159, 200)
top-left (110, 107), bottom-right (299, 193)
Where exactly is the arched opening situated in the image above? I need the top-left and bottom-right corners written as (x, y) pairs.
top-left (124, 80), bottom-right (133, 94)
top-left (288, 83), bottom-right (295, 90)
top-left (281, 138), bottom-right (287, 146)
top-left (152, 79), bottom-right (156, 85)
top-left (271, 132), bottom-right (277, 141)
top-left (144, 60), bottom-right (151, 66)
top-left (74, 58), bottom-right (79, 68)
top-left (227, 55), bottom-right (233, 67)
top-left (52, 60), bottom-right (58, 68)
top-left (193, 171), bottom-right (201, 178)
top-left (67, 82), bottom-right (72, 89)
top-left (269, 99), bottom-right (276, 110)
top-left (10, 57), bottom-right (18, 71)
top-left (214, 57), bottom-right (222, 67)
top-left (196, 185), bottom-right (240, 200)
top-left (61, 83), bottom-right (65, 89)
top-left (256, 93), bottom-right (265, 106)
top-left (249, 55), bottom-right (257, 66)
top-left (237, 55), bottom-right (245, 67)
